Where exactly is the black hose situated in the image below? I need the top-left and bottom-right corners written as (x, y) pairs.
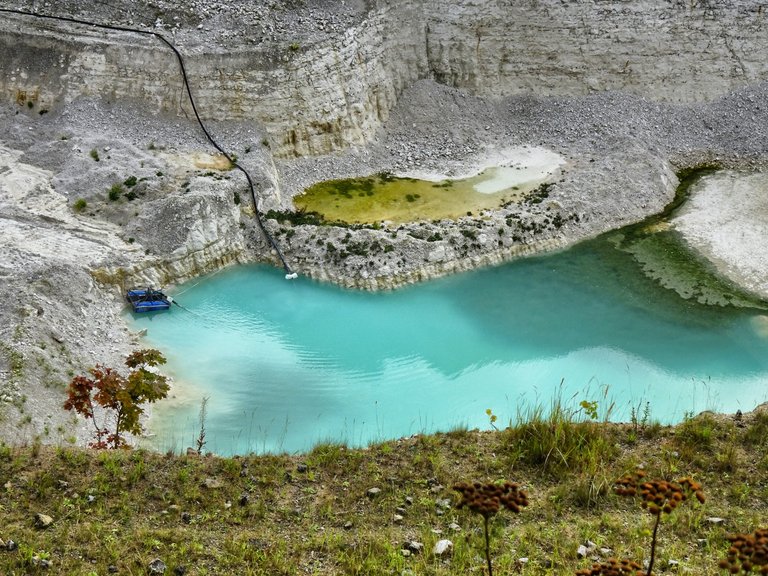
top-left (0, 7), bottom-right (295, 275)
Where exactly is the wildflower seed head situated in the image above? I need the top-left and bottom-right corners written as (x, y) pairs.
top-left (614, 470), bottom-right (704, 516)
top-left (453, 480), bottom-right (529, 519)
top-left (719, 528), bottom-right (768, 574)
top-left (574, 557), bottom-right (644, 576)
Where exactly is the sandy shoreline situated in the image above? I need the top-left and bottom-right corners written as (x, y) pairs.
top-left (396, 145), bottom-right (567, 184)
top-left (672, 170), bottom-right (768, 301)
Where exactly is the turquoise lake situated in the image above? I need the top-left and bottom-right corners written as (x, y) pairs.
top-left (129, 235), bottom-right (768, 456)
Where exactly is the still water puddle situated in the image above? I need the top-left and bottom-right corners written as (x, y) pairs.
top-left (129, 230), bottom-right (768, 455)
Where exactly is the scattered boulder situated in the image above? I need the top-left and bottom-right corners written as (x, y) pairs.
top-left (433, 539), bottom-right (453, 557)
top-left (148, 558), bottom-right (167, 574)
top-left (403, 541), bottom-right (424, 554)
top-left (34, 513), bottom-right (53, 529)
top-left (202, 477), bottom-right (223, 489)
top-left (32, 554), bottom-right (52, 569)
top-left (706, 517), bottom-right (726, 525)
top-left (297, 463), bottom-right (308, 473)
top-left (577, 540), bottom-right (598, 558)
top-left (366, 487), bottom-right (381, 499)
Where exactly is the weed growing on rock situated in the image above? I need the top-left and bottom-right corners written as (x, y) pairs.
top-left (614, 469), bottom-right (705, 575)
top-left (89, 148), bottom-right (100, 162)
top-left (453, 480), bottom-right (529, 576)
top-left (719, 528), bottom-right (768, 574)
top-left (73, 198), bottom-right (87, 212)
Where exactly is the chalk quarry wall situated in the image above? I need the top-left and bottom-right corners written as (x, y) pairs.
top-left (1, 1), bottom-right (766, 157)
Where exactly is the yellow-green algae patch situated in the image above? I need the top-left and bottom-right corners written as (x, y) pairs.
top-left (294, 150), bottom-right (566, 224)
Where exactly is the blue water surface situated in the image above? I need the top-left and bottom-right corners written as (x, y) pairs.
top-left (129, 238), bottom-right (768, 455)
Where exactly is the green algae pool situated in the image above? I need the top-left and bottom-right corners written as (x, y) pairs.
top-left (293, 148), bottom-right (566, 223)
top-left (129, 228), bottom-right (768, 456)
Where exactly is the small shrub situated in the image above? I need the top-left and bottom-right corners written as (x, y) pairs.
top-left (73, 198), bottom-right (87, 212)
top-left (63, 349), bottom-right (169, 449)
top-left (743, 411), bottom-right (768, 447)
top-left (265, 209), bottom-right (326, 226)
top-left (90, 148), bottom-right (100, 162)
top-left (674, 413), bottom-right (727, 460)
top-left (107, 184), bottom-right (122, 201)
top-left (123, 176), bottom-right (138, 188)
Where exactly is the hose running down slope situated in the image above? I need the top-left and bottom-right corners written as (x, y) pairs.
top-left (0, 7), bottom-right (296, 277)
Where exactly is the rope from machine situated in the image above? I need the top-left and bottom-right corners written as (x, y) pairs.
top-left (0, 7), bottom-right (297, 278)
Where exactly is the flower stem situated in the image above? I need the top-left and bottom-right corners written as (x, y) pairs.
top-left (648, 513), bottom-right (661, 576)
top-left (484, 514), bottom-right (493, 576)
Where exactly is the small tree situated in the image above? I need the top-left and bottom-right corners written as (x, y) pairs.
top-left (64, 349), bottom-right (169, 449)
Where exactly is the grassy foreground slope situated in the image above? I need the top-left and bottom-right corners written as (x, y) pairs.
top-left (1, 406), bottom-right (767, 575)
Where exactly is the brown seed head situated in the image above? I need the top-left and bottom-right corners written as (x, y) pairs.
top-left (574, 557), bottom-right (644, 576)
top-left (453, 480), bottom-right (529, 519)
top-left (720, 529), bottom-right (768, 574)
top-left (614, 469), bottom-right (704, 516)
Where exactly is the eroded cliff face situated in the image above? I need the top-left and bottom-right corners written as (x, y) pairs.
top-left (1, 1), bottom-right (766, 157)
top-left (425, 1), bottom-right (767, 101)
top-left (0, 2), bottom-right (428, 157)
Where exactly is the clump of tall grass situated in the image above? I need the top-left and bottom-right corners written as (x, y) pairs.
top-left (500, 387), bottom-right (618, 477)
